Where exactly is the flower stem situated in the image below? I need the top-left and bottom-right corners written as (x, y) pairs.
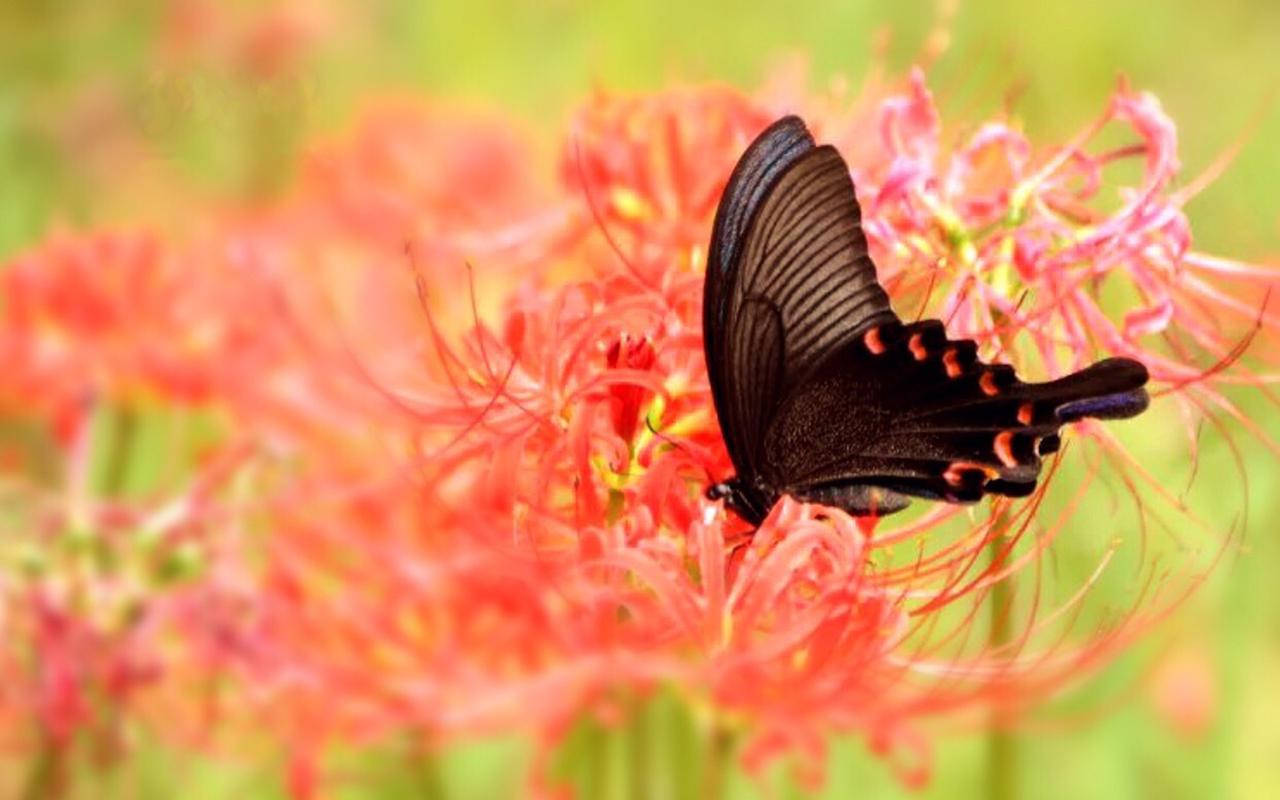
top-left (21, 736), bottom-right (69, 800)
top-left (102, 407), bottom-right (137, 496)
top-left (408, 733), bottom-right (447, 800)
top-left (627, 698), bottom-right (651, 800)
top-left (582, 719), bottom-right (608, 800)
top-left (987, 510), bottom-right (1016, 800)
top-left (701, 720), bottom-right (735, 800)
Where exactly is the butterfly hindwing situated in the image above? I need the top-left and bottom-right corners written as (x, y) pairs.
top-left (762, 320), bottom-right (1149, 510)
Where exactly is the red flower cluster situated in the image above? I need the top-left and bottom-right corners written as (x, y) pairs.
top-left (248, 79), bottom-right (1272, 792)
top-left (0, 66), bottom-right (1274, 798)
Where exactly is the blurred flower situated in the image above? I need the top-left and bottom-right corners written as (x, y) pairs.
top-left (0, 412), bottom-right (255, 796)
top-left (850, 71), bottom-right (1280, 462)
top-left (0, 55), bottom-right (1273, 799)
top-left (248, 74), bottom-right (1273, 796)
top-left (158, 0), bottom-right (335, 81)
top-left (296, 101), bottom-right (572, 270)
top-left (0, 233), bottom-right (222, 436)
top-left (1149, 643), bottom-right (1218, 740)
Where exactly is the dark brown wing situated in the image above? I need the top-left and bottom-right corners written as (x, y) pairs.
top-left (704, 115), bottom-right (1151, 521)
top-left (762, 319), bottom-right (1150, 509)
top-left (706, 126), bottom-right (896, 479)
top-left (704, 116), bottom-right (815, 475)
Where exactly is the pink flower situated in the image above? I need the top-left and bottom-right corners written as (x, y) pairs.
top-left (0, 415), bottom-right (256, 790)
top-left (1149, 644), bottom-right (1218, 740)
top-left (296, 101), bottom-right (570, 268)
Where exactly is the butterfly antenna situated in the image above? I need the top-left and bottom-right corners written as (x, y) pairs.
top-left (572, 136), bottom-right (650, 286)
top-left (644, 416), bottom-right (719, 483)
top-left (644, 415), bottom-right (688, 455)
top-left (1012, 288), bottom-right (1030, 315)
top-left (995, 288), bottom-right (1032, 338)
top-left (942, 274), bottom-right (974, 328)
top-left (911, 259), bottom-right (943, 322)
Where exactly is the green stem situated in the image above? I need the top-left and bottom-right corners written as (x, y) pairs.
top-left (102, 407), bottom-right (137, 497)
top-left (21, 735), bottom-right (69, 800)
top-left (582, 719), bottom-right (608, 800)
top-left (987, 512), bottom-right (1016, 800)
top-left (627, 698), bottom-right (651, 800)
top-left (408, 732), bottom-right (447, 800)
top-left (702, 721), bottom-right (735, 800)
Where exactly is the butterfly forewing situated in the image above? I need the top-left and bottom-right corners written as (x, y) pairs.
top-left (728, 145), bottom-right (897, 388)
top-left (708, 130), bottom-right (897, 477)
top-left (705, 116), bottom-right (815, 473)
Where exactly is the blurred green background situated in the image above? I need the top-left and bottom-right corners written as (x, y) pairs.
top-left (2, 1), bottom-right (1279, 798)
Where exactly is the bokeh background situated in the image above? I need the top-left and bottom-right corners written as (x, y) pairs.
top-left (2, 1), bottom-right (1279, 798)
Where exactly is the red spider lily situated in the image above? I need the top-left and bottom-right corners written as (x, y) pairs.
top-left (1, 58), bottom-right (1272, 798)
top-left (564, 87), bottom-right (779, 289)
top-left (0, 220), bottom-right (430, 459)
top-left (0, 227), bottom-right (322, 453)
top-left (605, 332), bottom-right (657, 444)
top-left (0, 416), bottom-right (255, 796)
top-left (851, 71), bottom-right (1280, 458)
top-left (257, 75), bottom-right (1260, 794)
top-left (0, 233), bottom-right (228, 437)
top-left (158, 0), bottom-right (333, 81)
top-left (296, 101), bottom-right (572, 272)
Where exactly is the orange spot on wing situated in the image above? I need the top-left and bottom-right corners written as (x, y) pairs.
top-left (1017, 402), bottom-right (1034, 425)
top-left (994, 431), bottom-right (1018, 467)
top-left (980, 371), bottom-right (1000, 396)
top-left (943, 461), bottom-right (999, 486)
top-left (909, 334), bottom-right (927, 361)
top-left (943, 349), bottom-right (963, 378)
top-left (864, 326), bottom-right (885, 355)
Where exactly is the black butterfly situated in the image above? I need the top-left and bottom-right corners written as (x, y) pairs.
top-left (703, 116), bottom-right (1150, 525)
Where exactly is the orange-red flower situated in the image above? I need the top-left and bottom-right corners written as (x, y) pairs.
top-left (0, 417), bottom-right (254, 791)
top-left (0, 233), bottom-right (224, 435)
top-left (243, 74), bottom-right (1270, 795)
top-left (296, 101), bottom-right (571, 271)
top-left (0, 60), bottom-right (1273, 799)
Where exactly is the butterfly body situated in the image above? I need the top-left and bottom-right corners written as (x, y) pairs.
top-left (703, 116), bottom-right (1150, 526)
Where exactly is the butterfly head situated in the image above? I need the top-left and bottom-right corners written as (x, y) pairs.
top-left (705, 477), bottom-right (775, 526)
